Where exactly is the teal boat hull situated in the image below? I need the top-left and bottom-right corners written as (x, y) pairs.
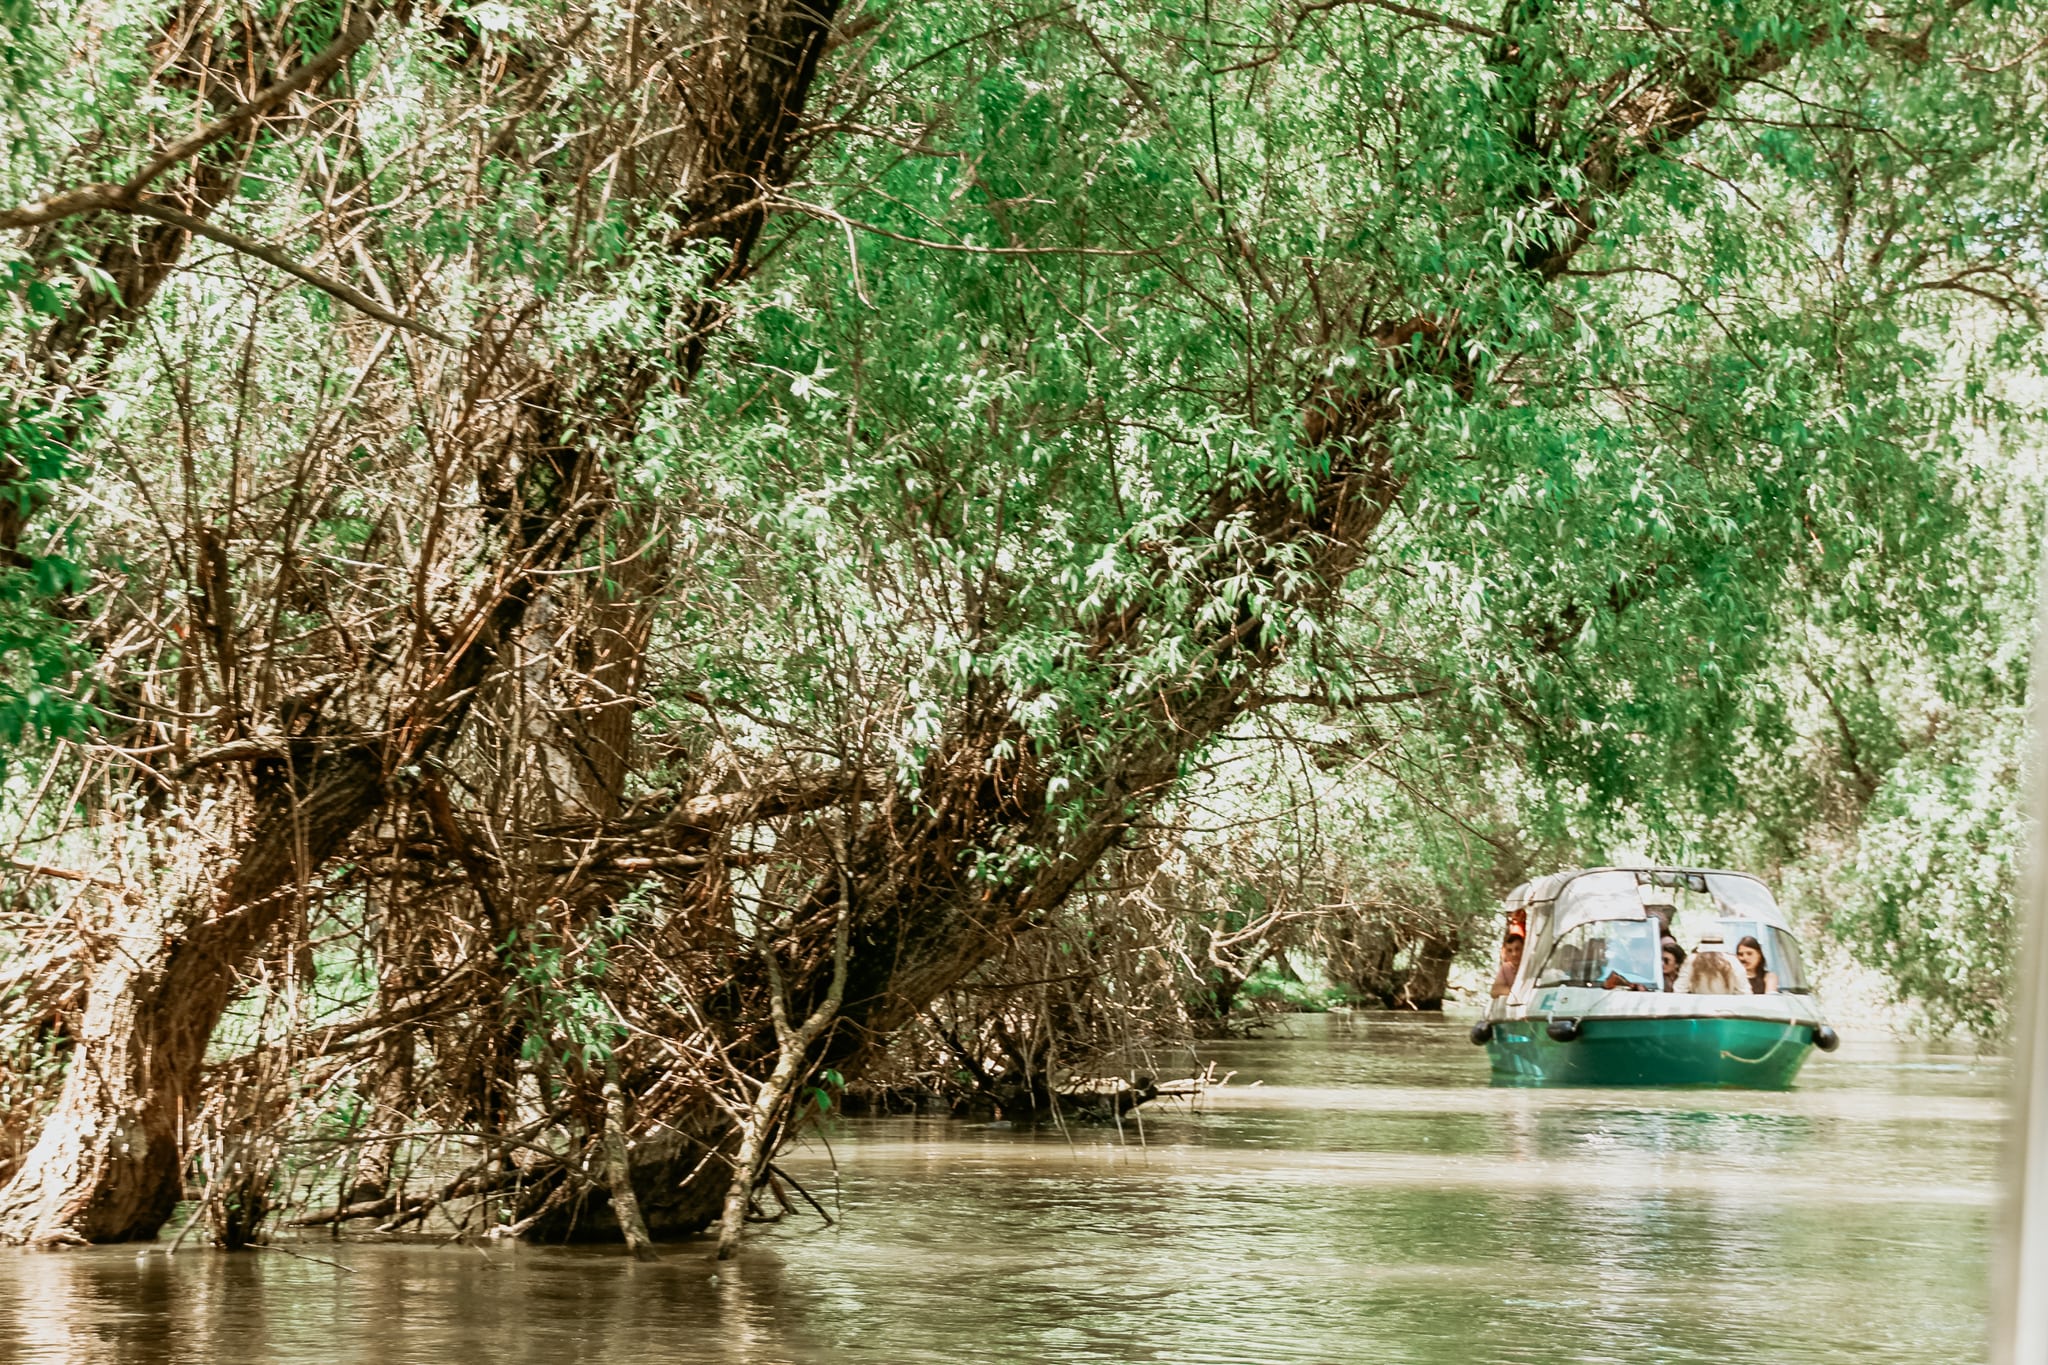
top-left (1487, 1015), bottom-right (1817, 1089)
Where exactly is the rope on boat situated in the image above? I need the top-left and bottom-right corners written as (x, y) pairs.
top-left (1718, 1022), bottom-right (1806, 1068)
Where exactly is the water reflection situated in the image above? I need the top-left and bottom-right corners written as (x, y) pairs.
top-left (0, 1014), bottom-right (2002, 1364)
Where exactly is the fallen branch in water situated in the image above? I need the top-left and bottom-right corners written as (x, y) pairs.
top-left (766, 1162), bottom-right (834, 1227)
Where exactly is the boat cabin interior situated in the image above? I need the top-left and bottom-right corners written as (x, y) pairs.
top-left (1505, 867), bottom-right (1809, 1001)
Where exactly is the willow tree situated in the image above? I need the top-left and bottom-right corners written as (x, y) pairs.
top-left (643, 0), bottom-right (2040, 1238)
top-left (0, 0), bottom-right (845, 1246)
top-left (0, 0), bottom-right (2039, 1252)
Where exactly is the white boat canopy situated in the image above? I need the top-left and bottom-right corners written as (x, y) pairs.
top-left (1510, 866), bottom-right (1792, 940)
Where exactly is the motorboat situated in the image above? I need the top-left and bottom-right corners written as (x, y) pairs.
top-left (1471, 866), bottom-right (1839, 1088)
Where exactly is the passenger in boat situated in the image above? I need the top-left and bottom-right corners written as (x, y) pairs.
top-left (1660, 938), bottom-right (1686, 992)
top-left (1490, 924), bottom-right (1526, 998)
top-left (1736, 935), bottom-right (1778, 995)
top-left (1673, 936), bottom-right (1751, 994)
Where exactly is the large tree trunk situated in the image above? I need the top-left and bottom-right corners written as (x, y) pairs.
top-left (1395, 932), bottom-right (1458, 1012)
top-left (0, 0), bottom-right (843, 1249)
top-left (0, 748), bottom-right (383, 1244)
top-left (0, 11), bottom-right (394, 1243)
top-left (0, 904), bottom-right (184, 1244)
top-left (1330, 913), bottom-right (1403, 1008)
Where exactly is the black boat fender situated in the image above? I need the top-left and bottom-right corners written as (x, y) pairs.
top-left (1469, 1021), bottom-right (1494, 1046)
top-left (1546, 1017), bottom-right (1582, 1043)
top-left (1811, 1024), bottom-right (1840, 1052)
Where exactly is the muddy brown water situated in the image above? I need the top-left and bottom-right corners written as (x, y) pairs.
top-left (0, 1013), bottom-right (2002, 1364)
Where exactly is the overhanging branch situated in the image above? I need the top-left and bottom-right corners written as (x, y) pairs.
top-left (130, 200), bottom-right (457, 344)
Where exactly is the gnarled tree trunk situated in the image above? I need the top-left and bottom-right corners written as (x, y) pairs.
top-left (1395, 932), bottom-right (1458, 1012)
top-left (0, 0), bottom-right (843, 1249)
top-left (0, 747), bottom-right (382, 1244)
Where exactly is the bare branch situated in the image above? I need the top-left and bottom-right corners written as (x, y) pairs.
top-left (130, 12), bottom-right (379, 191)
top-left (5, 859), bottom-right (121, 890)
top-left (0, 12), bottom-right (379, 230)
top-left (128, 200), bottom-right (458, 344)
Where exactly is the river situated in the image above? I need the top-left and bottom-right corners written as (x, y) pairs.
top-left (0, 1013), bottom-right (2003, 1364)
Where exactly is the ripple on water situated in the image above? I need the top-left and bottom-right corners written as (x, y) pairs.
top-left (0, 1015), bottom-right (2001, 1365)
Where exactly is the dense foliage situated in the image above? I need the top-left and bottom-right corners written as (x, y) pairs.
top-left (0, 0), bottom-right (2041, 1250)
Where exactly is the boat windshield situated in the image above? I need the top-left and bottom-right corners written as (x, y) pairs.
top-left (1765, 926), bottom-right (1808, 991)
top-left (1717, 920), bottom-right (1810, 992)
top-left (1669, 907), bottom-right (1812, 993)
top-left (1533, 919), bottom-right (1661, 991)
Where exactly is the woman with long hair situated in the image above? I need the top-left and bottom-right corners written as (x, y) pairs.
top-left (1737, 935), bottom-right (1779, 996)
top-left (1674, 936), bottom-right (1750, 994)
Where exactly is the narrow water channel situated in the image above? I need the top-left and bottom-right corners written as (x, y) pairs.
top-left (0, 1013), bottom-right (2002, 1364)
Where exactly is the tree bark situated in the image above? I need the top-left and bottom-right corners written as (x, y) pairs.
top-left (0, 745), bottom-right (382, 1244)
top-left (0, 0), bottom-right (846, 1248)
top-left (1396, 932), bottom-right (1458, 1012)
top-left (600, 1053), bottom-right (658, 1261)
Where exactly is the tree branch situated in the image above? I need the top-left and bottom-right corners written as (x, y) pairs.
top-left (5, 859), bottom-right (121, 890)
top-left (0, 190), bottom-right (454, 345)
top-left (1292, 0), bottom-right (1501, 41)
top-left (126, 200), bottom-right (458, 344)
top-left (0, 10), bottom-right (450, 344)
top-left (131, 12), bottom-right (378, 191)
top-left (0, 12), bottom-right (379, 231)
